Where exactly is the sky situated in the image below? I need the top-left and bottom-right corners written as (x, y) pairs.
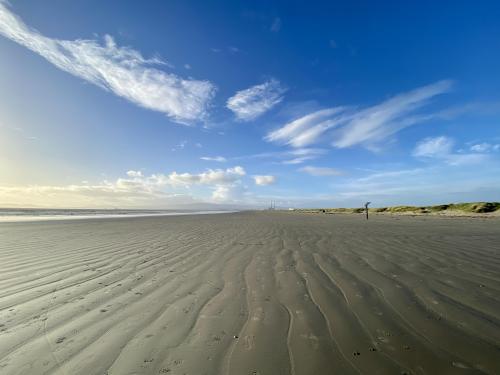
top-left (0, 0), bottom-right (499, 209)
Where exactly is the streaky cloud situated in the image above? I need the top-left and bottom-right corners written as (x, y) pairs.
top-left (233, 147), bottom-right (327, 164)
top-left (266, 108), bottom-right (347, 147)
top-left (299, 166), bottom-right (342, 176)
top-left (0, 1), bottom-right (216, 124)
top-left (265, 80), bottom-right (453, 149)
top-left (227, 79), bottom-right (286, 121)
top-left (200, 156), bottom-right (227, 162)
top-left (333, 80), bottom-right (453, 148)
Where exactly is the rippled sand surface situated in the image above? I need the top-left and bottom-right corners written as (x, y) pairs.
top-left (0, 212), bottom-right (499, 374)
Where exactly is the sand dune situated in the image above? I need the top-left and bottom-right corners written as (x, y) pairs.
top-left (0, 212), bottom-right (499, 374)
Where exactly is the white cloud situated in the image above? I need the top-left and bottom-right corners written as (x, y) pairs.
top-left (0, 166), bottom-right (249, 207)
top-left (171, 140), bottom-right (188, 151)
top-left (333, 81), bottom-right (453, 148)
top-left (270, 17), bottom-right (282, 32)
top-left (209, 185), bottom-right (239, 201)
top-left (414, 136), bottom-right (487, 166)
top-left (265, 80), bottom-right (453, 149)
top-left (413, 136), bottom-right (454, 158)
top-left (356, 168), bottom-right (424, 183)
top-left (281, 148), bottom-right (327, 164)
top-left (0, 177), bottom-right (187, 208)
top-left (470, 142), bottom-right (500, 153)
top-left (227, 79), bottom-right (286, 121)
top-left (123, 166), bottom-right (246, 205)
top-left (167, 166), bottom-right (245, 186)
top-left (211, 185), bottom-right (232, 201)
top-left (266, 108), bottom-right (347, 147)
top-left (0, 1), bottom-right (216, 124)
top-left (234, 148), bottom-right (326, 165)
top-left (126, 170), bottom-right (143, 177)
top-left (282, 158), bottom-right (312, 165)
top-left (299, 166), bottom-right (342, 176)
top-left (253, 175), bottom-right (276, 186)
top-left (200, 156), bottom-right (227, 162)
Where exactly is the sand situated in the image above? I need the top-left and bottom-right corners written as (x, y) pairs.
top-left (0, 212), bottom-right (499, 375)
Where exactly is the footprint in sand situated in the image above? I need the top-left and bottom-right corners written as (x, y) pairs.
top-left (213, 335), bottom-right (222, 342)
top-left (452, 362), bottom-right (469, 369)
top-left (55, 337), bottom-right (66, 344)
top-left (244, 335), bottom-right (255, 350)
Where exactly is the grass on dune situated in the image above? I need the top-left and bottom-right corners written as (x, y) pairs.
top-left (297, 202), bottom-right (500, 215)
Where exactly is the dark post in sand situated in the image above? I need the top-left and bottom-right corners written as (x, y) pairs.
top-left (364, 202), bottom-right (371, 220)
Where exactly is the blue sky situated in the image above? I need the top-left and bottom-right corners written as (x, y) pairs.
top-left (0, 0), bottom-right (499, 208)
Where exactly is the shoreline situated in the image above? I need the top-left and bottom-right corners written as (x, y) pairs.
top-left (0, 210), bottom-right (237, 223)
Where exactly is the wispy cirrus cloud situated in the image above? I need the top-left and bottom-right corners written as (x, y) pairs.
top-left (270, 17), bottom-right (282, 32)
top-left (469, 142), bottom-right (500, 153)
top-left (265, 80), bottom-right (453, 149)
top-left (266, 107), bottom-right (348, 147)
top-left (0, 1), bottom-right (216, 124)
top-left (281, 148), bottom-right (327, 164)
top-left (299, 166), bottom-right (342, 176)
top-left (233, 148), bottom-right (327, 165)
top-left (200, 156), bottom-right (227, 162)
top-left (325, 163), bottom-right (500, 207)
top-left (227, 79), bottom-right (287, 121)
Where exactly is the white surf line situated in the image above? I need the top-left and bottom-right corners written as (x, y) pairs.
top-left (0, 211), bottom-right (238, 223)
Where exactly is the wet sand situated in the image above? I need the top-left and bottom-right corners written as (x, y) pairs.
top-left (0, 211), bottom-right (499, 374)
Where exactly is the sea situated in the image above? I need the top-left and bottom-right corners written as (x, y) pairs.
top-left (0, 208), bottom-right (235, 222)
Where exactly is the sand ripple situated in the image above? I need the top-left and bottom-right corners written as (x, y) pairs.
top-left (0, 213), bottom-right (499, 374)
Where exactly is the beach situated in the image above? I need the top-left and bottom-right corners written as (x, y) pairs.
top-left (0, 211), bottom-right (499, 374)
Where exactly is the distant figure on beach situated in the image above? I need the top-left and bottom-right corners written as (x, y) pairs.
top-left (364, 202), bottom-right (371, 220)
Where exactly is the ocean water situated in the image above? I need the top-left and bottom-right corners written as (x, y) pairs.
top-left (0, 208), bottom-right (234, 222)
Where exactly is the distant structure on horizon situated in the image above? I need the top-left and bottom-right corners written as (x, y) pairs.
top-left (268, 201), bottom-right (276, 210)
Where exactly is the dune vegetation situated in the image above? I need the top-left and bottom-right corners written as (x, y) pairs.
top-left (297, 202), bottom-right (500, 215)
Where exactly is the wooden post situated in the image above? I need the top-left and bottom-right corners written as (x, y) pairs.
top-left (364, 202), bottom-right (371, 220)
